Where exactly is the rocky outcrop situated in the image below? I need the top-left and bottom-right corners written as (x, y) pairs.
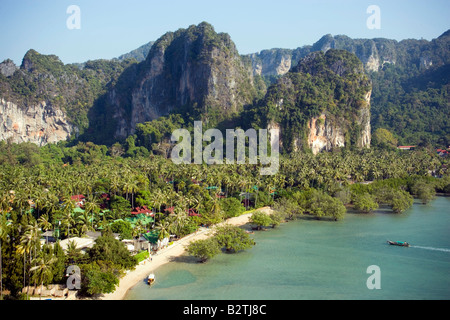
top-left (244, 33), bottom-right (447, 77)
top-left (0, 59), bottom-right (18, 77)
top-left (248, 49), bottom-right (293, 76)
top-left (307, 113), bottom-right (345, 154)
top-left (109, 22), bottom-right (257, 139)
top-left (259, 49), bottom-right (372, 154)
top-left (357, 91), bottom-right (372, 148)
top-left (306, 90), bottom-right (371, 154)
top-left (0, 99), bottom-right (74, 146)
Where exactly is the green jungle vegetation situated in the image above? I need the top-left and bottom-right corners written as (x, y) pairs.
top-left (0, 25), bottom-right (448, 299)
top-left (0, 138), bottom-right (449, 299)
top-left (244, 50), bottom-right (372, 152)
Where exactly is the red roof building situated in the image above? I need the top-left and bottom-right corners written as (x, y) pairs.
top-left (71, 195), bottom-right (85, 207)
top-left (131, 206), bottom-right (153, 216)
top-left (71, 195), bottom-right (85, 201)
top-left (187, 208), bottom-right (201, 217)
top-left (164, 206), bottom-right (174, 214)
top-left (100, 193), bottom-right (110, 201)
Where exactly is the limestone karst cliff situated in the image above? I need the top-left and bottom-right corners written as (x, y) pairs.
top-left (245, 32), bottom-right (450, 77)
top-left (254, 49), bottom-right (372, 154)
top-left (105, 22), bottom-right (259, 140)
top-left (0, 98), bottom-right (74, 145)
top-left (0, 49), bottom-right (134, 145)
top-left (0, 24), bottom-right (448, 149)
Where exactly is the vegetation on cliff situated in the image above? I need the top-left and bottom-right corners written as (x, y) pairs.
top-left (0, 49), bottom-right (138, 136)
top-left (0, 133), bottom-right (449, 298)
top-left (242, 49), bottom-right (371, 152)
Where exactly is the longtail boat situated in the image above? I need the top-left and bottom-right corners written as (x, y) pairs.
top-left (387, 240), bottom-right (410, 247)
top-left (147, 273), bottom-right (155, 285)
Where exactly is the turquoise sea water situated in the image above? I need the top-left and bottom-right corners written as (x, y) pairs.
top-left (125, 197), bottom-right (450, 300)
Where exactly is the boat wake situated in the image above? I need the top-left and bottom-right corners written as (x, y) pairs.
top-left (411, 246), bottom-right (450, 253)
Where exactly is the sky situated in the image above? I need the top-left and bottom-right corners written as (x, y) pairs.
top-left (0, 0), bottom-right (449, 65)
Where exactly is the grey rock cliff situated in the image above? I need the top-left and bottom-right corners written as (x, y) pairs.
top-left (109, 22), bottom-right (257, 139)
top-left (0, 98), bottom-right (74, 146)
top-left (0, 59), bottom-right (18, 77)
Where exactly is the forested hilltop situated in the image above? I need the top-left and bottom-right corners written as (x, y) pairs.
top-left (246, 30), bottom-right (450, 147)
top-left (0, 23), bottom-right (448, 149)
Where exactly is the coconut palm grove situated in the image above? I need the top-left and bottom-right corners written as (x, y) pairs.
top-left (0, 140), bottom-right (449, 298)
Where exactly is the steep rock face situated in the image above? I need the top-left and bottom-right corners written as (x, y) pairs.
top-left (0, 59), bottom-right (18, 77)
top-left (0, 49), bottom-right (134, 145)
top-left (357, 91), bottom-right (372, 148)
top-left (110, 22), bottom-right (257, 139)
top-left (306, 90), bottom-right (371, 154)
top-left (0, 99), bottom-right (74, 146)
top-left (257, 50), bottom-right (372, 154)
top-left (249, 49), bottom-right (293, 76)
top-left (307, 113), bottom-right (345, 154)
top-left (245, 32), bottom-right (450, 77)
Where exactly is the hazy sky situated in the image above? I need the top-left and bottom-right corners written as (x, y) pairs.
top-left (0, 0), bottom-right (449, 65)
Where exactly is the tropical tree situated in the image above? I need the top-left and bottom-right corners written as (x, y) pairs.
top-left (215, 225), bottom-right (255, 252)
top-left (353, 193), bottom-right (379, 213)
top-left (155, 220), bottom-right (170, 240)
top-left (187, 238), bottom-right (221, 263)
top-left (66, 240), bottom-right (83, 265)
top-left (84, 196), bottom-right (101, 230)
top-left (38, 214), bottom-right (52, 244)
top-left (30, 255), bottom-right (56, 300)
top-left (0, 216), bottom-right (8, 300)
top-left (249, 211), bottom-right (272, 230)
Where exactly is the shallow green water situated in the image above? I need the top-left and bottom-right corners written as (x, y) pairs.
top-left (125, 197), bottom-right (450, 300)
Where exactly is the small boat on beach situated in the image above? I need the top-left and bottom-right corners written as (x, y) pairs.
top-left (387, 240), bottom-right (410, 247)
top-left (147, 273), bottom-right (155, 285)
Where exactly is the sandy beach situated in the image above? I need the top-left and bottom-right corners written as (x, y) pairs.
top-left (101, 207), bottom-right (272, 300)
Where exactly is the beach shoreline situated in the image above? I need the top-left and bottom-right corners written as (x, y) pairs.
top-left (100, 207), bottom-right (272, 300)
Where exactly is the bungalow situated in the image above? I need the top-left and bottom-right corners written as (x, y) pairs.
top-left (58, 231), bottom-right (119, 253)
top-left (164, 206), bottom-right (175, 214)
top-left (187, 208), bottom-right (201, 217)
top-left (397, 146), bottom-right (416, 150)
top-left (59, 237), bottom-right (95, 253)
top-left (122, 230), bottom-right (162, 252)
top-left (131, 206), bottom-right (153, 216)
top-left (41, 231), bottom-right (57, 244)
top-left (125, 213), bottom-right (154, 228)
top-left (436, 149), bottom-right (449, 156)
top-left (215, 192), bottom-right (226, 199)
top-left (100, 193), bottom-right (110, 209)
top-left (70, 195), bottom-right (85, 207)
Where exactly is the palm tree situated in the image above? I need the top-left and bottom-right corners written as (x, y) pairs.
top-left (44, 193), bottom-right (60, 217)
top-left (66, 240), bottom-right (82, 264)
top-left (38, 214), bottom-right (52, 245)
top-left (33, 188), bottom-right (46, 218)
top-left (110, 175), bottom-right (121, 197)
top-left (73, 210), bottom-right (90, 237)
top-left (171, 207), bottom-right (188, 237)
top-left (0, 216), bottom-right (8, 300)
top-left (30, 255), bottom-right (57, 300)
top-left (61, 210), bottom-right (75, 238)
top-left (132, 219), bottom-right (145, 240)
top-left (151, 189), bottom-right (165, 217)
top-left (17, 226), bottom-right (34, 298)
top-left (155, 220), bottom-right (170, 241)
top-left (12, 191), bottom-right (29, 215)
top-left (84, 196), bottom-right (100, 230)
